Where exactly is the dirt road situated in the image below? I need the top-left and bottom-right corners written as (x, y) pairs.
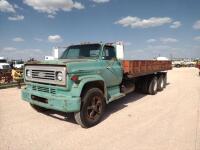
top-left (0, 68), bottom-right (200, 150)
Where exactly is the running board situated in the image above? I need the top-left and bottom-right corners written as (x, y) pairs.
top-left (108, 93), bottom-right (125, 103)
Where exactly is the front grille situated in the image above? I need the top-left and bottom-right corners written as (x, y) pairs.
top-left (32, 85), bottom-right (56, 95)
top-left (25, 65), bottom-right (66, 86)
top-left (31, 70), bottom-right (55, 80)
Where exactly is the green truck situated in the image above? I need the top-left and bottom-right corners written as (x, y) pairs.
top-left (22, 42), bottom-right (171, 128)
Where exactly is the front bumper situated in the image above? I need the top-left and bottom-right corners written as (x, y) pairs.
top-left (21, 85), bottom-right (81, 113)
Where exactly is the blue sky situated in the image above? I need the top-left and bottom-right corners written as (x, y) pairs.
top-left (0, 0), bottom-right (200, 60)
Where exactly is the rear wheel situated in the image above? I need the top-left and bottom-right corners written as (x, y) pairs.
top-left (30, 104), bottom-right (48, 112)
top-left (163, 74), bottom-right (167, 88)
top-left (141, 78), bottom-right (149, 94)
top-left (74, 88), bottom-right (106, 128)
top-left (157, 75), bottom-right (164, 91)
top-left (148, 76), bottom-right (158, 95)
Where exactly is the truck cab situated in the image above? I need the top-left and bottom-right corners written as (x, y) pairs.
top-left (11, 60), bottom-right (24, 69)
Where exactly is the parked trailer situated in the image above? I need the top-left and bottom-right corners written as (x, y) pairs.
top-left (22, 42), bottom-right (172, 128)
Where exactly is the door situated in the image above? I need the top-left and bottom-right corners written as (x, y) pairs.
top-left (100, 45), bottom-right (123, 87)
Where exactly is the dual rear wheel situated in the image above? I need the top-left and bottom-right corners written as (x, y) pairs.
top-left (140, 74), bottom-right (166, 95)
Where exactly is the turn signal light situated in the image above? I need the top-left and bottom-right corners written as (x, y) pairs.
top-left (71, 75), bottom-right (79, 83)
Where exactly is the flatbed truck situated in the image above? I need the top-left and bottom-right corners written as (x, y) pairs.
top-left (22, 42), bottom-right (172, 128)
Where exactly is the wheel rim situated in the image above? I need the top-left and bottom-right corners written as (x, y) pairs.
top-left (153, 80), bottom-right (158, 92)
top-left (160, 78), bottom-right (164, 88)
top-left (86, 96), bottom-right (102, 121)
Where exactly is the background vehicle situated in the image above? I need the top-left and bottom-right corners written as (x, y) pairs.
top-left (196, 61), bottom-right (200, 76)
top-left (11, 60), bottom-right (24, 69)
top-left (0, 57), bottom-right (12, 83)
top-left (22, 42), bottom-right (172, 128)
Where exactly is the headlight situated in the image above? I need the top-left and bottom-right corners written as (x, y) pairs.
top-left (26, 70), bottom-right (31, 77)
top-left (57, 72), bottom-right (63, 81)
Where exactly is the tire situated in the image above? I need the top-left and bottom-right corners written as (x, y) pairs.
top-left (141, 78), bottom-right (149, 94)
top-left (74, 88), bottom-right (106, 128)
top-left (30, 104), bottom-right (48, 112)
top-left (148, 76), bottom-right (158, 95)
top-left (157, 75), bottom-right (164, 91)
top-left (163, 74), bottom-right (167, 88)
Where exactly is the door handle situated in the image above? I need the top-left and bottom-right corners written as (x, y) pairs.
top-left (107, 66), bottom-right (111, 69)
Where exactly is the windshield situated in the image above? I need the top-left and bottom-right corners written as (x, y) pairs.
top-left (60, 44), bottom-right (101, 59)
top-left (0, 59), bottom-right (7, 63)
top-left (1, 65), bottom-right (10, 69)
top-left (15, 60), bottom-right (24, 64)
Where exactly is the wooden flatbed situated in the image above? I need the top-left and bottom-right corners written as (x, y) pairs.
top-left (196, 63), bottom-right (200, 69)
top-left (123, 60), bottom-right (172, 77)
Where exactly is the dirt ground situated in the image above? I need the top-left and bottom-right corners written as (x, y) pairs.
top-left (0, 68), bottom-right (200, 150)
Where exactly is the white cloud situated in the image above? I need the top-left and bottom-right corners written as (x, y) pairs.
top-left (0, 0), bottom-right (15, 13)
top-left (8, 15), bottom-right (24, 21)
top-left (123, 42), bottom-right (131, 46)
top-left (2, 47), bottom-right (17, 51)
top-left (34, 38), bottom-right (43, 42)
top-left (12, 37), bottom-right (25, 42)
top-left (13, 4), bottom-right (23, 10)
top-left (147, 45), bottom-right (170, 50)
top-left (193, 20), bottom-right (200, 30)
top-left (23, 0), bottom-right (84, 18)
top-left (194, 36), bottom-right (200, 41)
top-left (160, 38), bottom-right (178, 44)
top-left (48, 35), bottom-right (63, 43)
top-left (0, 1), bottom-right (24, 21)
top-left (0, 47), bottom-right (45, 60)
top-left (115, 16), bottom-right (172, 28)
top-left (147, 39), bottom-right (157, 43)
top-left (170, 21), bottom-right (181, 29)
top-left (92, 0), bottom-right (110, 3)
top-left (73, 2), bottom-right (85, 9)
top-left (47, 14), bottom-right (55, 19)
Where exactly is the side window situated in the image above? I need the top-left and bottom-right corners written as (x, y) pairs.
top-left (102, 46), bottom-right (116, 60)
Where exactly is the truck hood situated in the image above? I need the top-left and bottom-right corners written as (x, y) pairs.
top-left (26, 59), bottom-right (100, 74)
top-left (27, 59), bottom-right (96, 65)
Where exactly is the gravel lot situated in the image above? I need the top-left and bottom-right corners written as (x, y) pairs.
top-left (0, 68), bottom-right (200, 150)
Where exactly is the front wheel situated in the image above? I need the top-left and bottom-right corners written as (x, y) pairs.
top-left (74, 88), bottom-right (106, 128)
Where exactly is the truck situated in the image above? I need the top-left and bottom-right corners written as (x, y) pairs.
top-left (11, 60), bottom-right (24, 69)
top-left (21, 42), bottom-right (172, 128)
top-left (0, 57), bottom-right (12, 83)
top-left (196, 61), bottom-right (200, 76)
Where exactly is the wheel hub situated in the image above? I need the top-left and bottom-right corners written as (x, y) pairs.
top-left (87, 96), bottom-right (102, 120)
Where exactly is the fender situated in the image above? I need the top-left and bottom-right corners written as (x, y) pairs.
top-left (70, 75), bottom-right (108, 101)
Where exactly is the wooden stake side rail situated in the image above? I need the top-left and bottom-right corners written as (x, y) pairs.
top-left (122, 60), bottom-right (172, 77)
top-left (196, 63), bottom-right (200, 69)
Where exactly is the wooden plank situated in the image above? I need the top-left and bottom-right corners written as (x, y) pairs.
top-left (122, 60), bottom-right (172, 77)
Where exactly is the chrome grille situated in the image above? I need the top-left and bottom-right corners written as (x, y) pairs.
top-left (31, 70), bottom-right (55, 80)
top-left (25, 65), bottom-right (66, 86)
top-left (32, 85), bottom-right (56, 95)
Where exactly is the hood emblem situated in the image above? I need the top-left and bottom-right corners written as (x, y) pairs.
top-left (38, 72), bottom-right (46, 78)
